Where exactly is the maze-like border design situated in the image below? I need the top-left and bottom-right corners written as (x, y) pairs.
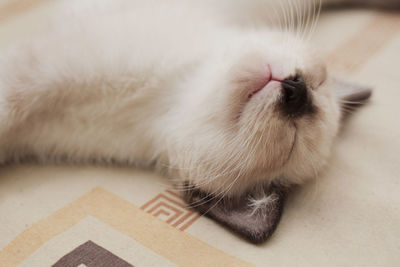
top-left (141, 190), bottom-right (200, 231)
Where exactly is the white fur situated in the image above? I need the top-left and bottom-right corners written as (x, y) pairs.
top-left (0, 0), bottom-right (344, 197)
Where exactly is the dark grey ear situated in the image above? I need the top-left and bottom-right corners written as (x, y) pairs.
top-left (182, 183), bottom-right (288, 244)
top-left (333, 79), bottom-right (372, 117)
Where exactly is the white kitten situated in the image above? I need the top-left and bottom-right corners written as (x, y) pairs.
top-left (0, 0), bottom-right (386, 242)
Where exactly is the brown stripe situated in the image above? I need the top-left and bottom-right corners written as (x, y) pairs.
top-left (148, 202), bottom-right (183, 216)
top-left (166, 208), bottom-right (185, 224)
top-left (150, 202), bottom-right (184, 224)
top-left (158, 194), bottom-right (188, 209)
top-left (327, 12), bottom-right (400, 74)
top-left (141, 192), bottom-right (201, 230)
top-left (172, 211), bottom-right (195, 228)
top-left (147, 202), bottom-right (184, 225)
top-left (0, 0), bottom-right (50, 22)
top-left (179, 214), bottom-right (202, 231)
top-left (142, 193), bottom-right (188, 211)
top-left (140, 194), bottom-right (163, 210)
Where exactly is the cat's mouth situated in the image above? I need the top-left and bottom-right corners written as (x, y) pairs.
top-left (247, 64), bottom-right (281, 101)
top-left (236, 64), bottom-right (282, 121)
top-left (182, 182), bottom-right (289, 244)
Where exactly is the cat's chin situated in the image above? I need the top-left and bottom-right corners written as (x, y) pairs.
top-left (182, 182), bottom-right (289, 244)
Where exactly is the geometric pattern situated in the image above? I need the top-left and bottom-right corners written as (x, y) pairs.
top-left (0, 187), bottom-right (251, 267)
top-left (141, 190), bottom-right (200, 231)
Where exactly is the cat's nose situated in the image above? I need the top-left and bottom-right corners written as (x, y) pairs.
top-left (281, 75), bottom-right (311, 116)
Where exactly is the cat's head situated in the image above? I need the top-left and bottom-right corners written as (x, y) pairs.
top-left (169, 31), bottom-right (343, 195)
top-left (165, 29), bottom-right (370, 244)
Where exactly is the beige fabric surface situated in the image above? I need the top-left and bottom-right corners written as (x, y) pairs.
top-left (0, 1), bottom-right (399, 266)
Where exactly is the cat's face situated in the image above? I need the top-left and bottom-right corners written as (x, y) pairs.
top-left (169, 31), bottom-right (341, 197)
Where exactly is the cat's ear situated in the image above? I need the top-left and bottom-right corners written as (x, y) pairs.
top-left (332, 79), bottom-right (372, 118)
top-left (182, 183), bottom-right (288, 244)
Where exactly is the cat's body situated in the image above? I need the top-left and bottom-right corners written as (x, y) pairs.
top-left (0, 0), bottom-right (394, 242)
top-left (1, 0), bottom-right (334, 194)
top-left (1, 1), bottom-right (225, 168)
